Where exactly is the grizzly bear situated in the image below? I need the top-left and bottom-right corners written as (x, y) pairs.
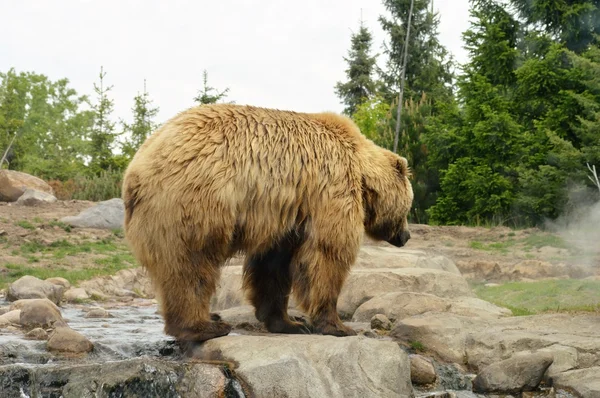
top-left (122, 104), bottom-right (413, 343)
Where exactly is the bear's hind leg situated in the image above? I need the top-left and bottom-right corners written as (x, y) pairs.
top-left (160, 253), bottom-right (232, 343)
top-left (243, 236), bottom-right (311, 334)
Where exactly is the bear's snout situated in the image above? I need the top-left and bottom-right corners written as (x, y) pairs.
top-left (388, 230), bottom-right (411, 248)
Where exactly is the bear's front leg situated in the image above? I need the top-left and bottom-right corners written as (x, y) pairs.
top-left (291, 235), bottom-right (359, 337)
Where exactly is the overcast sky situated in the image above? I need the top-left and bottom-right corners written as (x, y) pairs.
top-left (1, 0), bottom-right (471, 125)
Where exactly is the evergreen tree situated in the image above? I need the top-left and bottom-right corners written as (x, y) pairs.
top-left (89, 66), bottom-right (118, 174)
top-left (334, 20), bottom-right (378, 115)
top-left (193, 70), bottom-right (230, 105)
top-left (122, 80), bottom-right (160, 159)
top-left (379, 0), bottom-right (454, 107)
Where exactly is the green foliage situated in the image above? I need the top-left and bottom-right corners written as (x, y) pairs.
top-left (89, 66), bottom-right (120, 175)
top-left (15, 220), bottom-right (35, 230)
top-left (352, 95), bottom-right (392, 145)
top-left (193, 70), bottom-right (230, 105)
top-left (121, 80), bottom-right (160, 159)
top-left (335, 22), bottom-right (378, 115)
top-left (71, 168), bottom-right (123, 201)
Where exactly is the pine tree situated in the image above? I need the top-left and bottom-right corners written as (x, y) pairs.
top-left (122, 80), bottom-right (160, 159)
top-left (379, 0), bottom-right (454, 107)
top-left (193, 70), bottom-right (230, 105)
top-left (89, 66), bottom-right (118, 174)
top-left (334, 20), bottom-right (378, 116)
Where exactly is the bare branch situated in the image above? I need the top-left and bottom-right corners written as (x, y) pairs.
top-left (588, 163), bottom-right (600, 193)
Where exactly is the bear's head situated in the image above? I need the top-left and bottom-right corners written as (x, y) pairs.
top-left (362, 148), bottom-right (414, 247)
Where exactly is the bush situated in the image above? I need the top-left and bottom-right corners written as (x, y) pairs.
top-left (47, 169), bottom-right (123, 201)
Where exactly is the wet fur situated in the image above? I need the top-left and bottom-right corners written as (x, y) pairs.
top-left (122, 104), bottom-right (413, 343)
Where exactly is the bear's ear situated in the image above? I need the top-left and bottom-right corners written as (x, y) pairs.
top-left (394, 157), bottom-right (411, 179)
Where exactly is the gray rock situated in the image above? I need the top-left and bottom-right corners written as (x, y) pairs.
top-left (371, 314), bottom-right (392, 330)
top-left (63, 287), bottom-right (89, 302)
top-left (24, 328), bottom-right (49, 340)
top-left (84, 308), bottom-right (112, 318)
top-left (0, 310), bottom-right (21, 327)
top-left (338, 268), bottom-right (475, 318)
top-left (47, 327), bottom-right (93, 354)
top-left (0, 358), bottom-right (233, 398)
top-left (192, 334), bottom-right (413, 398)
top-left (472, 352), bottom-right (554, 394)
top-left (7, 276), bottom-right (64, 305)
top-left (19, 298), bottom-right (65, 329)
top-left (552, 367), bottom-right (600, 398)
top-left (61, 198), bottom-right (124, 230)
top-left (15, 188), bottom-right (57, 206)
top-left (410, 354), bottom-right (436, 385)
top-left (45, 277), bottom-right (71, 290)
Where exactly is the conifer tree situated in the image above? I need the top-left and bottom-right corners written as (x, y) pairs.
top-left (89, 66), bottom-right (117, 174)
top-left (122, 80), bottom-right (159, 158)
top-left (335, 19), bottom-right (378, 115)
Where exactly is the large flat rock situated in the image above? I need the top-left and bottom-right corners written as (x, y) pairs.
top-left (191, 334), bottom-right (413, 398)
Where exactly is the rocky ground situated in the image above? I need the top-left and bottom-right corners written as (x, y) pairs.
top-left (0, 199), bottom-right (599, 398)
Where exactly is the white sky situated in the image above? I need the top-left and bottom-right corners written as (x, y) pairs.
top-left (1, 0), bottom-right (471, 125)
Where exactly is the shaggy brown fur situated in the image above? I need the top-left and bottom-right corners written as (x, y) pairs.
top-left (122, 104), bottom-right (413, 343)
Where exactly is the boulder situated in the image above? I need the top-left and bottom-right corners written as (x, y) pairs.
top-left (45, 277), bottom-right (71, 290)
top-left (472, 352), bottom-right (554, 394)
top-left (47, 327), bottom-right (93, 354)
top-left (60, 198), bottom-right (124, 230)
top-left (15, 188), bottom-right (57, 206)
top-left (0, 170), bottom-right (53, 202)
top-left (63, 287), bottom-right (89, 302)
top-left (80, 268), bottom-right (154, 299)
top-left (0, 310), bottom-right (21, 327)
top-left (24, 328), bottom-right (49, 340)
top-left (552, 367), bottom-right (600, 398)
top-left (7, 275), bottom-right (64, 305)
top-left (338, 268), bottom-right (474, 318)
top-left (410, 354), bottom-right (437, 385)
top-left (192, 335), bottom-right (413, 398)
top-left (0, 359), bottom-right (231, 398)
top-left (10, 298), bottom-right (60, 313)
top-left (19, 299), bottom-right (65, 329)
top-left (356, 246), bottom-right (461, 274)
top-left (84, 308), bottom-right (111, 319)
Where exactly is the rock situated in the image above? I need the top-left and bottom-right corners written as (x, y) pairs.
top-left (15, 188), bottom-right (57, 206)
top-left (371, 314), bottom-right (392, 331)
top-left (211, 265), bottom-right (245, 311)
top-left (456, 259), bottom-right (591, 282)
top-left (6, 275), bottom-right (64, 305)
top-left (60, 198), bottom-right (124, 230)
top-left (10, 298), bottom-right (60, 313)
top-left (410, 354), bottom-right (437, 385)
top-left (354, 292), bottom-right (450, 322)
top-left (357, 246), bottom-right (462, 274)
top-left (80, 268), bottom-right (154, 299)
top-left (47, 327), bottom-right (93, 354)
top-left (390, 312), bottom-right (600, 371)
top-left (19, 298), bottom-right (65, 329)
top-left (192, 335), bottom-right (413, 398)
top-left (354, 293), bottom-right (510, 323)
top-left (24, 328), bottom-right (48, 340)
top-left (63, 287), bottom-right (89, 302)
top-left (338, 268), bottom-right (474, 318)
top-left (0, 310), bottom-right (21, 327)
top-left (552, 367), bottom-right (600, 398)
top-left (84, 308), bottom-right (111, 318)
top-left (472, 352), bottom-right (554, 394)
top-left (0, 358), bottom-right (232, 398)
top-left (0, 170), bottom-right (53, 202)
top-left (45, 277), bottom-right (71, 290)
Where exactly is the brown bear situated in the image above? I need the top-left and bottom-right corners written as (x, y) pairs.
top-left (122, 104), bottom-right (413, 344)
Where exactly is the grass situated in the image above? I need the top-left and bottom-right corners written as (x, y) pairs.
top-left (409, 340), bottom-right (426, 352)
top-left (48, 220), bottom-right (72, 232)
top-left (469, 232), bottom-right (570, 255)
top-left (16, 220), bottom-right (36, 230)
top-left (473, 279), bottom-right (600, 315)
top-left (0, 235), bottom-right (136, 289)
